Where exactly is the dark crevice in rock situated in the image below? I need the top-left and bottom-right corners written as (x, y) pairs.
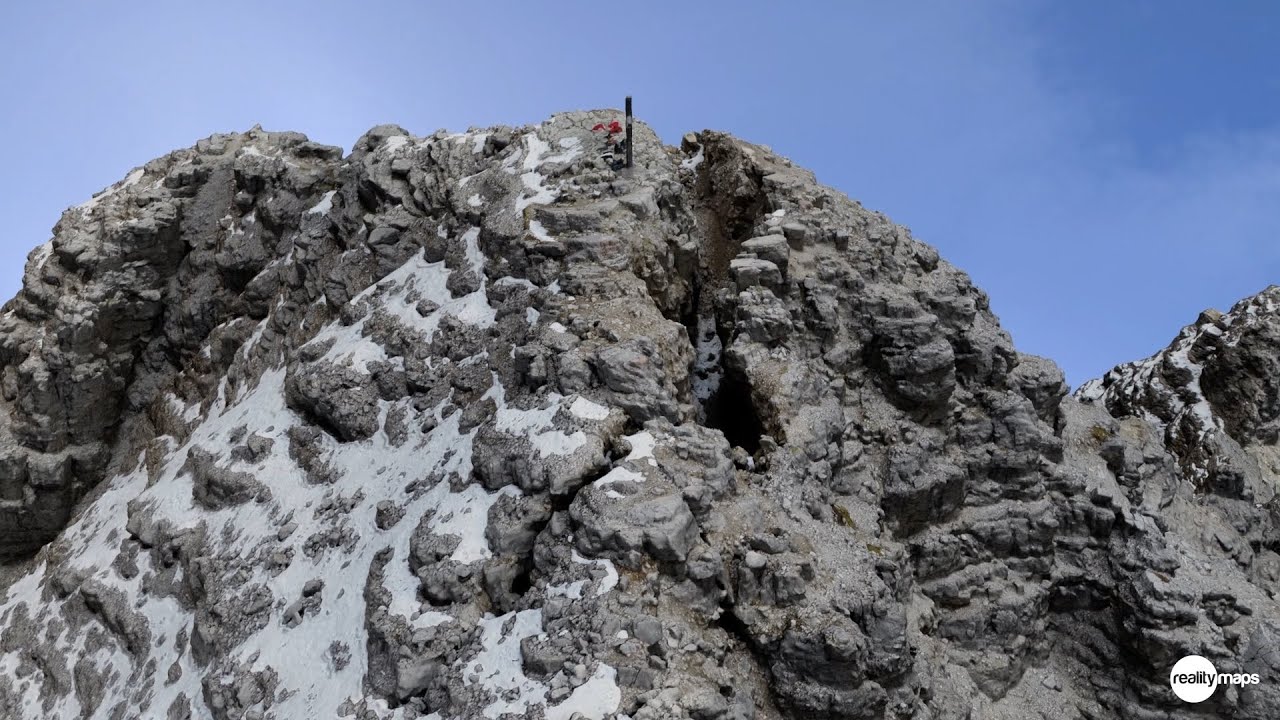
top-left (508, 563), bottom-right (534, 598)
top-left (704, 369), bottom-right (764, 455)
top-left (549, 488), bottom-right (577, 515)
top-left (288, 400), bottom-right (350, 445)
top-left (692, 133), bottom-right (769, 277)
top-left (713, 598), bottom-right (785, 711)
top-left (678, 136), bottom-right (771, 459)
top-left (715, 600), bottom-right (757, 652)
top-left (424, 589), bottom-right (452, 608)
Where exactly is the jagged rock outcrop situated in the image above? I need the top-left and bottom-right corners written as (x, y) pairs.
top-left (0, 111), bottom-right (1275, 720)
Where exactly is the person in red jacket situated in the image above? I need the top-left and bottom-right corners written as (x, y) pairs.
top-left (593, 120), bottom-right (625, 166)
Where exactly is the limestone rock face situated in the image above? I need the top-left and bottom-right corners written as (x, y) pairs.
top-left (0, 112), bottom-right (1275, 720)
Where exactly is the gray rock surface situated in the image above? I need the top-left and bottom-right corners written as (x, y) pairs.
top-left (0, 111), bottom-right (1275, 720)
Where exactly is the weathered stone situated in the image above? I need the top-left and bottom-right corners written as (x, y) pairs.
top-left (740, 234), bottom-right (789, 275)
top-left (285, 362), bottom-right (380, 441)
top-left (728, 257), bottom-right (782, 293)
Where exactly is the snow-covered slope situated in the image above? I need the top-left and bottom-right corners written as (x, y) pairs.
top-left (0, 117), bottom-right (667, 720)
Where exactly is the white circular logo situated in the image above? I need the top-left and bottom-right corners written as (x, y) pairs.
top-left (1170, 655), bottom-right (1218, 703)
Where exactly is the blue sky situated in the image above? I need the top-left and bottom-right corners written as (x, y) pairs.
top-left (2, 1), bottom-right (1277, 386)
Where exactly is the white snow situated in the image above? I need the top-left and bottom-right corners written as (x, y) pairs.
top-left (307, 190), bottom-right (337, 215)
top-left (186, 374), bottom-right (474, 716)
top-left (462, 226), bottom-right (485, 274)
top-left (514, 132), bottom-right (581, 213)
top-left (462, 609), bottom-right (620, 720)
top-left (623, 430), bottom-right (657, 465)
top-left (29, 240), bottom-right (54, 271)
top-left (0, 561), bottom-right (47, 608)
top-left (496, 276), bottom-right (538, 291)
top-left (572, 550), bottom-right (618, 596)
top-left (382, 135), bottom-right (410, 154)
top-left (501, 148), bottom-right (522, 175)
top-left (569, 397), bottom-right (610, 421)
top-left (692, 313), bottom-right (723, 404)
top-left (1075, 378), bottom-right (1105, 402)
top-left (594, 466), bottom-right (644, 490)
top-left (546, 580), bottom-right (587, 600)
top-left (312, 309), bottom-right (391, 373)
top-left (541, 136), bottom-right (582, 166)
top-left (239, 312), bottom-right (273, 361)
top-left (464, 610), bottom-right (550, 719)
top-left (77, 168), bottom-right (145, 213)
top-left (1166, 342), bottom-right (1219, 434)
top-left (314, 228), bottom-right (495, 360)
top-left (516, 158), bottom-right (556, 212)
top-left (468, 193), bottom-right (484, 207)
top-left (529, 219), bottom-right (554, 242)
top-left (428, 481), bottom-right (522, 565)
top-left (488, 379), bottom-right (588, 459)
top-left (0, 651), bottom-right (42, 717)
top-left (545, 665), bottom-right (621, 720)
top-left (680, 146), bottom-right (704, 172)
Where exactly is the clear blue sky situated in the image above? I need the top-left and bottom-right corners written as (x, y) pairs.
top-left (2, 1), bottom-right (1277, 386)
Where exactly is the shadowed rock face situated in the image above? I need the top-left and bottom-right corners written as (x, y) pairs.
top-left (0, 130), bottom-right (343, 558)
top-left (0, 112), bottom-right (1275, 720)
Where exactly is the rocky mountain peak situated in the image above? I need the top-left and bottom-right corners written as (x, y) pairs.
top-left (1077, 285), bottom-right (1280, 494)
top-left (0, 110), bottom-right (1276, 720)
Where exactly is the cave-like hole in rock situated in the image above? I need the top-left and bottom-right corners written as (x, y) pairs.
top-left (703, 369), bottom-right (764, 455)
top-left (509, 565), bottom-right (534, 597)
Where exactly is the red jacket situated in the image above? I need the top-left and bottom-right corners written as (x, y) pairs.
top-left (592, 121), bottom-right (624, 135)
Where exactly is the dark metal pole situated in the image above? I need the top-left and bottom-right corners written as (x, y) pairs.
top-left (625, 96), bottom-right (633, 169)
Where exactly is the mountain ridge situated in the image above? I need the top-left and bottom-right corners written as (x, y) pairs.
top-left (0, 110), bottom-right (1276, 719)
